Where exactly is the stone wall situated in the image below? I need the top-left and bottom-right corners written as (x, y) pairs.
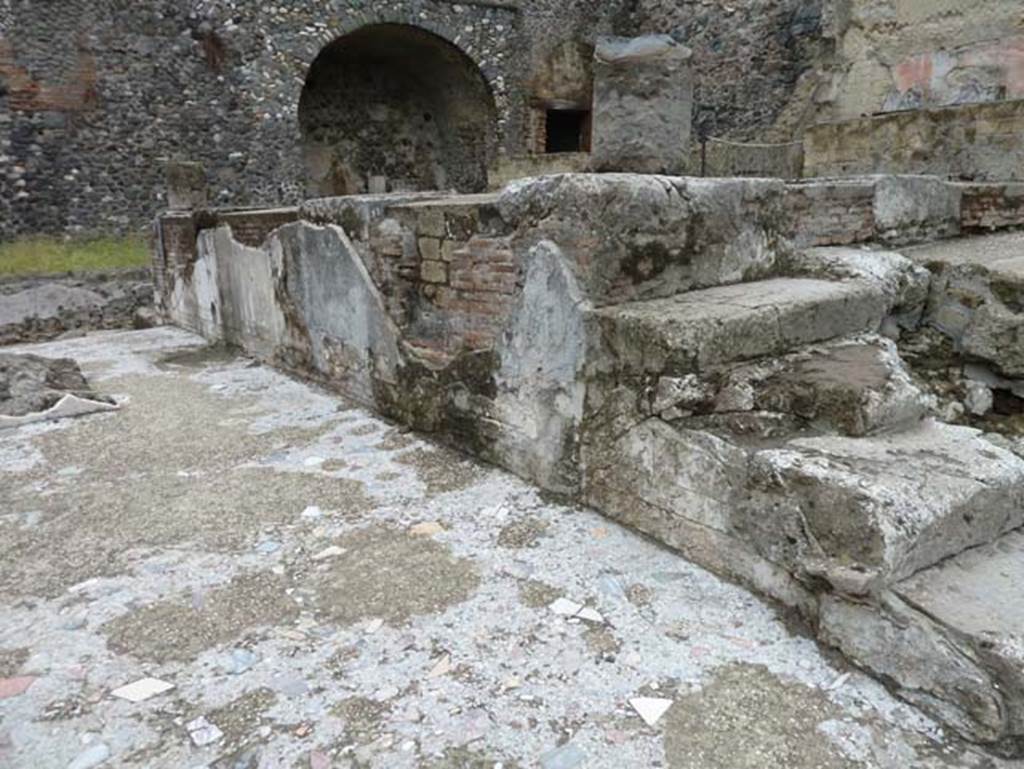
top-left (10, 0), bottom-right (1023, 240)
top-left (0, 1), bottom-right (546, 239)
top-left (629, 0), bottom-right (830, 141)
top-left (1, 0), bottom-right (838, 239)
top-left (804, 100), bottom-right (1024, 182)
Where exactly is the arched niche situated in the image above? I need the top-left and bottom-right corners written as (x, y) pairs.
top-left (299, 23), bottom-right (498, 196)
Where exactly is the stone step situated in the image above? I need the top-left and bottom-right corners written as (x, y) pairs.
top-left (902, 230), bottom-right (1024, 379)
top-left (745, 421), bottom-right (1024, 584)
top-left (895, 530), bottom-right (1024, 746)
top-left (646, 335), bottom-right (932, 438)
top-left (591, 277), bottom-right (891, 376)
top-left (818, 529), bottom-right (1024, 749)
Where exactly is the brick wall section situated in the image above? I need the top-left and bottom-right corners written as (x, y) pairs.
top-left (154, 212), bottom-right (200, 314)
top-left (0, 39), bottom-right (98, 112)
top-left (434, 236), bottom-right (518, 351)
top-left (216, 208), bottom-right (300, 247)
top-left (784, 180), bottom-right (876, 247)
top-left (158, 214), bottom-right (199, 273)
top-left (379, 196), bottom-right (519, 356)
top-left (960, 183), bottom-right (1024, 232)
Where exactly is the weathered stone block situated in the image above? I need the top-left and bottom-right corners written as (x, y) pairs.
top-left (166, 161), bottom-right (207, 211)
top-left (591, 277), bottom-right (889, 376)
top-left (499, 174), bottom-right (789, 306)
top-left (419, 237), bottom-right (442, 262)
top-left (591, 36), bottom-right (694, 175)
top-left (421, 260), bottom-right (448, 284)
top-left (873, 175), bottom-right (961, 244)
top-left (745, 421), bottom-right (1024, 582)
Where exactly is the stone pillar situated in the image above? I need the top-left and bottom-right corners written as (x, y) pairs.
top-left (166, 161), bottom-right (208, 210)
top-left (591, 35), bottom-right (694, 175)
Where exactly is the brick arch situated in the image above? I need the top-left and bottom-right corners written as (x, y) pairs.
top-left (298, 21), bottom-right (501, 196)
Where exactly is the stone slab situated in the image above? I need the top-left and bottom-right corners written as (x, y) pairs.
top-left (905, 230), bottom-right (1024, 275)
top-left (660, 336), bottom-right (932, 438)
top-left (818, 530), bottom-right (1024, 748)
top-left (747, 421), bottom-right (1024, 582)
top-left (592, 277), bottom-right (889, 374)
top-left (898, 529), bottom-right (1024, 646)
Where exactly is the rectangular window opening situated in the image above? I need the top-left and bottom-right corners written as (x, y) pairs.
top-left (545, 109), bottom-right (591, 154)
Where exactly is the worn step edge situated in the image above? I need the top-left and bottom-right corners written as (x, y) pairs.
top-left (645, 334), bottom-right (933, 438)
top-left (818, 527), bottom-right (1024, 756)
top-left (591, 277), bottom-right (892, 375)
top-left (744, 420), bottom-right (1024, 584)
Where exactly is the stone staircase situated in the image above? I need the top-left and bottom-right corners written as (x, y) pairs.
top-left (155, 173), bottom-right (1024, 754)
top-left (582, 245), bottom-right (1024, 753)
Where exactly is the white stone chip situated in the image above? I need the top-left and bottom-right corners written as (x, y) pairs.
top-left (549, 598), bottom-right (583, 616)
top-left (365, 618), bottom-right (384, 634)
top-left (110, 677), bottom-right (175, 703)
top-left (0, 394), bottom-right (119, 431)
top-left (826, 672), bottom-right (852, 691)
top-left (629, 697), bottom-right (674, 727)
top-left (186, 716), bottom-right (224, 746)
top-left (576, 607), bottom-right (605, 624)
top-left (427, 655), bottom-right (452, 679)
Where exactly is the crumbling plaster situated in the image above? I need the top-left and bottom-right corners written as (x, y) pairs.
top-left (821, 0), bottom-right (1024, 120)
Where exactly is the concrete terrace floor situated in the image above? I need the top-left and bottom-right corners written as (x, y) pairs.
top-left (0, 328), bottom-right (1019, 769)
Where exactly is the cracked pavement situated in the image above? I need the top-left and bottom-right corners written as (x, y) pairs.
top-left (0, 328), bottom-right (1019, 769)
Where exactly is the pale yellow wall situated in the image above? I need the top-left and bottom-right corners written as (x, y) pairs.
top-left (820, 0), bottom-right (1024, 121)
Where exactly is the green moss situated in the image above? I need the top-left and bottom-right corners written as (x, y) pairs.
top-left (0, 235), bottom-right (149, 277)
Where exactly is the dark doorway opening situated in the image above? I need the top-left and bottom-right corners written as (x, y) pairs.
top-left (545, 109), bottom-right (591, 153)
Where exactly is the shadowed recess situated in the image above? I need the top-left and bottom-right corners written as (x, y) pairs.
top-left (299, 23), bottom-right (498, 197)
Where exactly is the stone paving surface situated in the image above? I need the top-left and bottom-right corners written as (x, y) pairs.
top-left (0, 328), bottom-right (1020, 769)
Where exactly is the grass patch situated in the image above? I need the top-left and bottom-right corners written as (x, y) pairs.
top-left (0, 235), bottom-right (150, 277)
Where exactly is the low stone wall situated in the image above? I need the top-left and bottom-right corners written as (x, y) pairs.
top-left (784, 176), bottom-right (962, 248)
top-left (151, 172), bottom-right (1024, 492)
top-left (153, 174), bottom-right (794, 492)
top-left (804, 99), bottom-right (1024, 182)
top-left (487, 154), bottom-right (591, 191)
top-left (153, 207), bottom-right (299, 317)
top-left (0, 269), bottom-right (154, 346)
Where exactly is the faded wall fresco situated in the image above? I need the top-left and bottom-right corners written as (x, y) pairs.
top-left (822, 0), bottom-right (1024, 120)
